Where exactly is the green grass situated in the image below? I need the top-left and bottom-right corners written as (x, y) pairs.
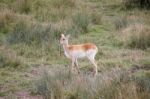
top-left (0, 68), bottom-right (32, 96)
top-left (33, 67), bottom-right (150, 99)
top-left (0, 0), bottom-right (150, 98)
top-left (118, 24), bottom-right (150, 49)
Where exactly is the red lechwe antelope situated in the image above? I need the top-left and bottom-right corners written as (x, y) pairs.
top-left (60, 34), bottom-right (98, 75)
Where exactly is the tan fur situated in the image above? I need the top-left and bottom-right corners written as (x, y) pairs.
top-left (68, 43), bottom-right (97, 51)
top-left (60, 34), bottom-right (98, 75)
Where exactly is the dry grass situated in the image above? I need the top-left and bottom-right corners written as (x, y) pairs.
top-left (120, 24), bottom-right (150, 49)
top-left (0, 0), bottom-right (150, 98)
top-left (72, 12), bottom-right (90, 33)
top-left (123, 0), bottom-right (150, 9)
top-left (31, 0), bottom-right (80, 22)
top-left (114, 15), bottom-right (128, 30)
top-left (33, 67), bottom-right (150, 99)
top-left (91, 11), bottom-right (102, 25)
top-left (0, 9), bottom-right (16, 33)
top-left (0, 45), bottom-right (23, 68)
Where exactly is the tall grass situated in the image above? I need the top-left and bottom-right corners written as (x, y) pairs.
top-left (124, 0), bottom-right (150, 9)
top-left (49, 0), bottom-right (77, 8)
top-left (72, 12), bottom-right (90, 33)
top-left (120, 24), bottom-right (150, 49)
top-left (35, 71), bottom-right (63, 99)
top-left (0, 47), bottom-right (22, 68)
top-left (31, 0), bottom-right (77, 22)
top-left (11, 0), bottom-right (31, 14)
top-left (91, 12), bottom-right (102, 25)
top-left (0, 9), bottom-right (16, 34)
top-left (7, 19), bottom-right (62, 45)
top-left (34, 67), bottom-right (150, 99)
top-left (6, 12), bottom-right (92, 45)
top-left (114, 16), bottom-right (128, 30)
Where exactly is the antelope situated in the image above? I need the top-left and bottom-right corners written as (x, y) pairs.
top-left (60, 34), bottom-right (98, 75)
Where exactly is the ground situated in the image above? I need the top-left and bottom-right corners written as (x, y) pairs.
top-left (0, 0), bottom-right (150, 98)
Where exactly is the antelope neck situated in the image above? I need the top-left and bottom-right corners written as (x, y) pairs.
top-left (63, 43), bottom-right (70, 54)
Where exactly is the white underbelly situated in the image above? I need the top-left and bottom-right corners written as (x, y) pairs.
top-left (64, 49), bottom-right (97, 59)
top-left (72, 51), bottom-right (86, 58)
top-left (64, 51), bottom-right (70, 58)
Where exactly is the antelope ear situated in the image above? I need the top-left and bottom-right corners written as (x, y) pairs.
top-left (66, 34), bottom-right (70, 39)
top-left (61, 33), bottom-right (65, 37)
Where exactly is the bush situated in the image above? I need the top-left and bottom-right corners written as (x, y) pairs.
top-left (120, 24), bottom-right (150, 49)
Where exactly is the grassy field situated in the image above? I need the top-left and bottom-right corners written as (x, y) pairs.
top-left (0, 0), bottom-right (150, 99)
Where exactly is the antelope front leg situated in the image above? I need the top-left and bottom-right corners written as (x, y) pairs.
top-left (93, 60), bottom-right (98, 75)
top-left (75, 59), bottom-right (80, 74)
top-left (70, 58), bottom-right (75, 74)
top-left (88, 57), bottom-right (98, 76)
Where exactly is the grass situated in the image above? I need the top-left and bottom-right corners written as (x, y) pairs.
top-left (0, 67), bottom-right (31, 97)
top-left (0, 46), bottom-right (23, 68)
top-left (33, 67), bottom-right (150, 99)
top-left (72, 12), bottom-right (90, 33)
top-left (120, 24), bottom-right (150, 49)
top-left (113, 15), bottom-right (128, 30)
top-left (0, 0), bottom-right (150, 98)
top-left (0, 9), bottom-right (16, 34)
top-left (90, 11), bottom-right (102, 25)
top-left (7, 21), bottom-right (57, 45)
top-left (123, 0), bottom-right (150, 9)
top-left (34, 69), bottom-right (64, 99)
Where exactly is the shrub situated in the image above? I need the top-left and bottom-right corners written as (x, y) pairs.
top-left (120, 24), bottom-right (150, 49)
